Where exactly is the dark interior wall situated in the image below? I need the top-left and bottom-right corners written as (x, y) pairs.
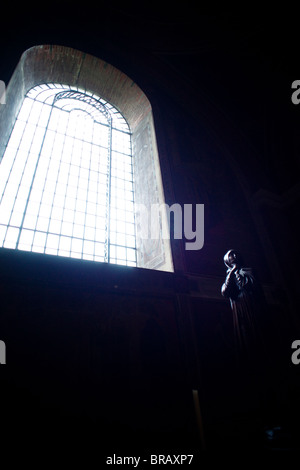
top-left (0, 249), bottom-right (198, 450)
top-left (151, 94), bottom-right (273, 282)
top-left (1, 247), bottom-right (297, 451)
top-left (0, 9), bottom-right (299, 453)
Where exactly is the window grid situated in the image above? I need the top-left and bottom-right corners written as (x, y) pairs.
top-left (0, 83), bottom-right (137, 267)
top-left (16, 97), bottom-right (54, 249)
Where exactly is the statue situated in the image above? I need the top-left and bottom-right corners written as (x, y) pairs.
top-left (221, 249), bottom-right (268, 366)
top-left (221, 249), bottom-right (287, 441)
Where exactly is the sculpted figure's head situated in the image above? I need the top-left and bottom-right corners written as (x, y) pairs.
top-left (223, 249), bottom-right (243, 269)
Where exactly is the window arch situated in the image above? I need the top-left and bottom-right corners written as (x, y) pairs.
top-left (0, 83), bottom-right (137, 266)
top-left (0, 45), bottom-right (174, 272)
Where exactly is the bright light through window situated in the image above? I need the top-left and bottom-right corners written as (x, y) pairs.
top-left (0, 83), bottom-right (137, 266)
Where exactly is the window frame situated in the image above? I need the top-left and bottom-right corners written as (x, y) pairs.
top-left (0, 45), bottom-right (174, 272)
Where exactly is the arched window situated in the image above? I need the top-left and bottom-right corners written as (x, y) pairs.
top-left (0, 45), bottom-right (174, 272)
top-left (0, 83), bottom-right (136, 266)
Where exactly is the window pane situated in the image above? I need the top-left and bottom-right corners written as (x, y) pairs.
top-left (36, 217), bottom-right (49, 231)
top-left (117, 233), bottom-right (126, 246)
top-left (46, 233), bottom-right (59, 250)
top-left (33, 231), bottom-right (47, 247)
top-left (10, 211), bottom-right (23, 227)
top-left (8, 120), bottom-right (26, 149)
top-left (71, 238), bottom-right (83, 253)
top-left (3, 227), bottom-right (19, 248)
top-left (18, 228), bottom-right (34, 250)
top-left (23, 213), bottom-right (37, 229)
top-left (117, 246), bottom-right (126, 260)
top-left (127, 248), bottom-right (136, 262)
top-left (59, 236), bottom-right (71, 252)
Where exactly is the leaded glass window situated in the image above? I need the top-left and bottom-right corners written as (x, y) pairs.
top-left (0, 83), bottom-right (137, 266)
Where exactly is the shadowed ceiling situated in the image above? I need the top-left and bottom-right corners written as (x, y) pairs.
top-left (0, 8), bottom-right (298, 194)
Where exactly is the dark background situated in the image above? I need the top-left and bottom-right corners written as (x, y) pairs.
top-left (1, 9), bottom-right (299, 198)
top-left (0, 6), bottom-right (300, 456)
